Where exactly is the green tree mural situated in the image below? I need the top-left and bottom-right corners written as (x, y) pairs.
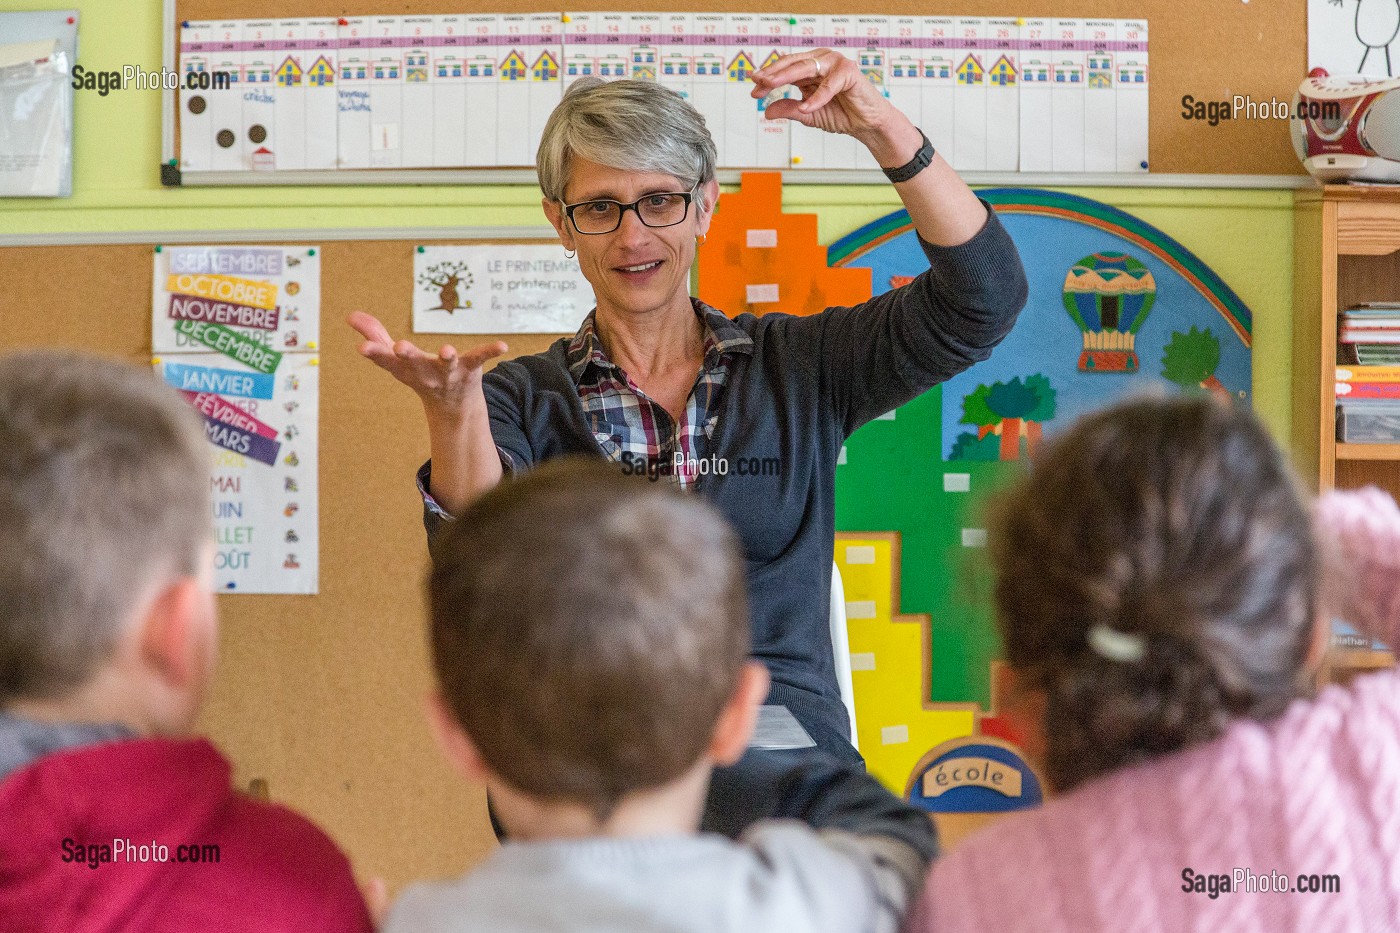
top-left (1161, 326), bottom-right (1227, 397)
top-left (951, 375), bottom-right (1057, 461)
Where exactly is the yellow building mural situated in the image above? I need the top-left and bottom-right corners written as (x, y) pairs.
top-left (836, 533), bottom-right (977, 793)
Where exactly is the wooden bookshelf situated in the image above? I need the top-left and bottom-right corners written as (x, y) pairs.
top-left (1336, 442), bottom-right (1400, 461)
top-left (1293, 185), bottom-right (1400, 495)
top-left (1294, 185), bottom-right (1400, 681)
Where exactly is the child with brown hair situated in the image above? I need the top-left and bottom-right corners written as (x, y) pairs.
top-left (908, 395), bottom-right (1400, 931)
top-left (0, 350), bottom-right (373, 933)
top-left (386, 458), bottom-right (937, 933)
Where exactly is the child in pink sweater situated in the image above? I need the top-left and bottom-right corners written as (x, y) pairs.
top-left (909, 395), bottom-right (1400, 933)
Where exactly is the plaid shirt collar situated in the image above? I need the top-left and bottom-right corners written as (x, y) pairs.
top-left (565, 299), bottom-right (753, 385)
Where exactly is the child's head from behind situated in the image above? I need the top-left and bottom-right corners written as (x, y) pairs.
top-left (0, 350), bottom-right (215, 732)
top-left (992, 395), bottom-right (1319, 793)
top-left (428, 459), bottom-right (756, 822)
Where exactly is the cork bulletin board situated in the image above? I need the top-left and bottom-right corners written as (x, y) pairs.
top-left (0, 239), bottom-right (559, 891)
top-left (171, 0), bottom-right (1309, 177)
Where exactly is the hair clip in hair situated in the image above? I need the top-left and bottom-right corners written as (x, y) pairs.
top-left (1087, 624), bottom-right (1147, 663)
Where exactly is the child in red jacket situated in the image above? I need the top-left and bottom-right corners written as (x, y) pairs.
top-left (0, 350), bottom-right (373, 933)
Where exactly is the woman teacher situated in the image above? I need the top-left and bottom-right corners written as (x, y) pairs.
top-left (350, 50), bottom-right (1028, 765)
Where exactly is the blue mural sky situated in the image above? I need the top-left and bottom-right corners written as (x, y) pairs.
top-left (847, 212), bottom-right (1252, 459)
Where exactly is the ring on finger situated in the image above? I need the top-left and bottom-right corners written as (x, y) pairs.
top-left (808, 56), bottom-right (823, 79)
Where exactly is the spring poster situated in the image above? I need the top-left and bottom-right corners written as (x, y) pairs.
top-left (412, 244), bottom-right (595, 334)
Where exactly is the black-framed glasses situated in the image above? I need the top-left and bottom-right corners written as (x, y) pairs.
top-left (561, 185), bottom-right (699, 235)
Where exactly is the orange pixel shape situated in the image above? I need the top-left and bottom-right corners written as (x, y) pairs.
top-left (698, 172), bottom-right (871, 317)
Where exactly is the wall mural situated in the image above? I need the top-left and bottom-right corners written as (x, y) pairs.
top-left (828, 188), bottom-right (1253, 800)
top-left (697, 180), bottom-right (1254, 799)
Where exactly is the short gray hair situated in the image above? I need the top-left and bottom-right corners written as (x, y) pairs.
top-left (536, 79), bottom-right (718, 204)
top-left (0, 350), bottom-right (211, 703)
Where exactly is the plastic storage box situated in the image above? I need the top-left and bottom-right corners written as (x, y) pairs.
top-left (1337, 402), bottom-right (1400, 442)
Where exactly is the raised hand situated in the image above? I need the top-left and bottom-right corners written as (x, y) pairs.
top-left (1317, 486), bottom-right (1400, 642)
top-left (748, 49), bottom-right (905, 146)
top-left (747, 49), bottom-right (985, 247)
top-left (347, 311), bottom-right (507, 418)
top-left (348, 312), bottom-right (508, 513)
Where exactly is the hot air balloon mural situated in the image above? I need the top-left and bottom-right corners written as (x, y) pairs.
top-left (1062, 252), bottom-right (1157, 372)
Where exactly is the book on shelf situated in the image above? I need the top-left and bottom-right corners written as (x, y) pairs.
top-left (1344, 305), bottom-right (1400, 318)
top-left (1338, 330), bottom-right (1400, 341)
top-left (1338, 365), bottom-right (1400, 382)
top-left (1337, 381), bottom-right (1400, 399)
top-left (1339, 343), bottom-right (1400, 365)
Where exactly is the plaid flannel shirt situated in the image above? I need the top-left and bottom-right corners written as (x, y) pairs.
top-left (421, 299), bottom-right (753, 517)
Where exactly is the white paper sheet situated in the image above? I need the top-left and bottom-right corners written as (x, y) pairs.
top-left (413, 244), bottom-right (596, 334)
top-left (337, 18), bottom-right (372, 169)
top-left (985, 16), bottom-right (1019, 172)
top-left (1116, 19), bottom-right (1149, 172)
top-left (242, 21), bottom-right (278, 171)
top-left (1083, 19), bottom-right (1117, 173)
top-left (272, 19), bottom-right (307, 171)
top-left (464, 14), bottom-right (499, 168)
top-left (1310, 0), bottom-right (1400, 77)
top-left (751, 705), bottom-right (816, 750)
top-left (0, 48), bottom-right (71, 196)
top-left (0, 10), bottom-right (75, 196)
top-left (431, 16), bottom-right (467, 168)
top-left (151, 245), bottom-right (322, 595)
top-left (1051, 18), bottom-right (1086, 172)
top-left (369, 16), bottom-right (404, 168)
top-left (1019, 18), bottom-right (1054, 171)
top-left (922, 17), bottom-right (958, 166)
top-left (154, 354), bottom-right (320, 594)
top-left (401, 16), bottom-right (435, 168)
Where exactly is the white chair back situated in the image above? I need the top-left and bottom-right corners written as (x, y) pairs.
top-left (830, 562), bottom-right (858, 751)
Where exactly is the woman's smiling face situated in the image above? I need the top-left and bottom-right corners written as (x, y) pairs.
top-left (544, 157), bottom-right (717, 321)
